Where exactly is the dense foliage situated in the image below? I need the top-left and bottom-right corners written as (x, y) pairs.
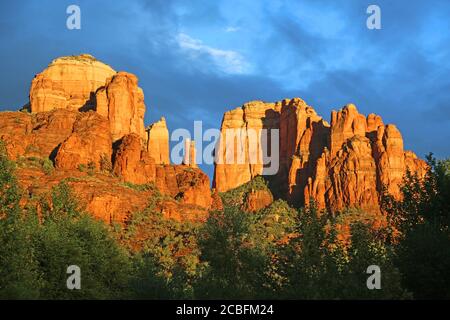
top-left (0, 141), bottom-right (449, 299)
top-left (382, 154), bottom-right (450, 299)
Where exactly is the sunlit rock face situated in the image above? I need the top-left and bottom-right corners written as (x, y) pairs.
top-left (30, 54), bottom-right (116, 113)
top-left (95, 71), bottom-right (146, 142)
top-left (0, 54), bottom-right (216, 223)
top-left (146, 117), bottom-right (170, 165)
top-left (30, 55), bottom-right (146, 142)
top-left (214, 100), bottom-right (427, 214)
top-left (54, 111), bottom-right (113, 171)
top-left (213, 98), bottom-right (329, 196)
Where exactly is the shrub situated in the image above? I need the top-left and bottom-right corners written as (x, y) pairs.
top-left (87, 161), bottom-right (96, 176)
top-left (41, 158), bottom-right (54, 175)
top-left (99, 154), bottom-right (112, 173)
top-left (220, 175), bottom-right (270, 208)
top-left (25, 144), bottom-right (40, 154)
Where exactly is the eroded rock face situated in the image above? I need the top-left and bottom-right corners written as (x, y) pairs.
top-left (16, 167), bottom-right (209, 224)
top-left (213, 98), bottom-right (330, 201)
top-left (96, 72), bottom-right (146, 141)
top-left (146, 117), bottom-right (170, 164)
top-left (0, 112), bottom-right (214, 220)
top-left (325, 135), bottom-right (379, 213)
top-left (330, 104), bottom-right (367, 158)
top-left (373, 124), bottom-right (406, 196)
top-left (213, 105), bottom-right (255, 192)
top-left (55, 111), bottom-right (113, 170)
top-left (111, 133), bottom-right (214, 209)
top-left (214, 100), bottom-right (427, 214)
top-left (30, 55), bottom-right (146, 143)
top-left (0, 54), bottom-right (213, 222)
top-left (112, 133), bottom-right (156, 185)
top-left (213, 98), bottom-right (328, 194)
top-left (0, 109), bottom-right (78, 160)
top-left (174, 166), bottom-right (212, 208)
top-left (243, 189), bottom-right (274, 212)
top-left (30, 54), bottom-right (116, 113)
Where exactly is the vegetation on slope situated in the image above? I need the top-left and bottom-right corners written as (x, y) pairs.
top-left (0, 140), bottom-right (449, 299)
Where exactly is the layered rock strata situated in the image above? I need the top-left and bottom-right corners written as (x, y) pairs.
top-left (213, 99), bottom-right (427, 214)
top-left (0, 54), bottom-right (216, 222)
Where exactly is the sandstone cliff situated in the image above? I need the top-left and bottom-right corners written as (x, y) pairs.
top-left (213, 99), bottom-right (427, 214)
top-left (96, 72), bottom-right (146, 141)
top-left (146, 117), bottom-right (170, 165)
top-left (30, 54), bottom-right (116, 113)
top-left (30, 55), bottom-right (145, 142)
top-left (1, 54), bottom-right (215, 223)
top-left (0, 54), bottom-right (429, 221)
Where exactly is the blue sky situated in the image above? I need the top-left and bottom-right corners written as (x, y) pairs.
top-left (0, 0), bottom-right (449, 177)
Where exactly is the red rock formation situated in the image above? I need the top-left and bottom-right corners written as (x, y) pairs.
top-left (404, 150), bottom-right (428, 177)
top-left (210, 190), bottom-right (224, 211)
top-left (213, 98), bottom-right (330, 200)
top-left (213, 102), bottom-right (267, 192)
top-left (0, 112), bottom-right (34, 159)
top-left (112, 133), bottom-right (214, 209)
top-left (182, 139), bottom-right (197, 167)
top-left (2, 118), bottom-right (213, 222)
top-left (146, 117), bottom-right (170, 164)
top-left (17, 167), bottom-right (150, 223)
top-left (96, 72), bottom-right (146, 141)
top-left (55, 111), bottom-right (112, 170)
top-left (30, 55), bottom-right (146, 143)
top-left (0, 109), bottom-right (78, 160)
top-left (189, 140), bottom-right (197, 168)
top-left (1, 53), bottom-right (430, 222)
top-left (330, 104), bottom-right (367, 157)
top-left (112, 133), bottom-right (156, 184)
top-left (243, 189), bottom-right (274, 212)
top-left (30, 54), bottom-right (116, 113)
top-left (304, 149), bottom-right (330, 209)
top-left (16, 166), bottom-right (209, 224)
top-left (326, 135), bottom-right (380, 213)
top-left (0, 54), bottom-right (214, 223)
top-left (174, 165), bottom-right (211, 207)
top-left (214, 100), bottom-right (427, 214)
top-left (372, 124), bottom-right (406, 196)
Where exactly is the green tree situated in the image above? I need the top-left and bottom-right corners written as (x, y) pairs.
top-left (119, 197), bottom-right (203, 299)
top-left (283, 205), bottom-right (406, 299)
top-left (34, 182), bottom-right (133, 299)
top-left (128, 253), bottom-right (172, 299)
top-left (195, 207), bottom-right (268, 299)
top-left (195, 200), bottom-right (297, 299)
top-left (383, 154), bottom-right (450, 299)
top-left (0, 141), bottom-right (136, 299)
top-left (0, 141), bottom-right (43, 298)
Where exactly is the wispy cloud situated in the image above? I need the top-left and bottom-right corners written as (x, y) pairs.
top-left (176, 33), bottom-right (248, 74)
top-left (225, 26), bottom-right (240, 33)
